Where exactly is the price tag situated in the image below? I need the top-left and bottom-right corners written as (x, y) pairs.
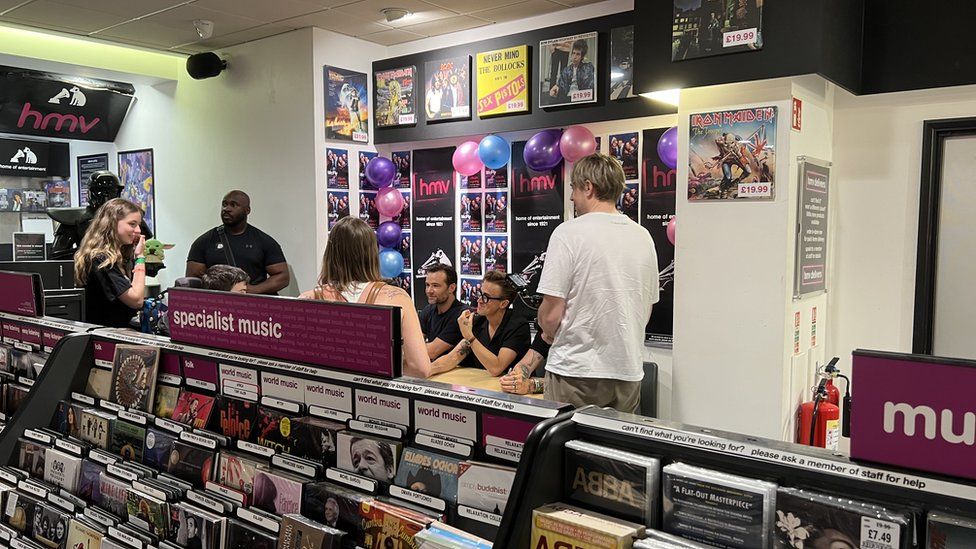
top-left (352, 131), bottom-right (368, 143)
top-left (570, 89), bottom-right (593, 102)
top-left (860, 517), bottom-right (899, 549)
top-left (400, 114), bottom-right (415, 125)
top-left (737, 182), bottom-right (772, 198)
top-left (723, 27), bottom-right (758, 47)
top-left (506, 99), bottom-right (525, 111)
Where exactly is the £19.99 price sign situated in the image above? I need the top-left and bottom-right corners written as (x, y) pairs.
top-left (724, 28), bottom-right (758, 48)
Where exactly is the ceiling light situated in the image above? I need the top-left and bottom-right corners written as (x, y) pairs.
top-left (193, 19), bottom-right (214, 39)
top-left (641, 89), bottom-right (681, 107)
top-left (380, 8), bottom-right (411, 23)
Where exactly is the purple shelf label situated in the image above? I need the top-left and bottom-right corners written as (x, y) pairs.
top-left (0, 272), bottom-right (39, 316)
top-left (182, 355), bottom-right (219, 385)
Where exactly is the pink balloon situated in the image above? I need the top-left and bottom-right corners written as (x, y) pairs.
top-left (453, 141), bottom-right (483, 176)
top-left (666, 217), bottom-right (676, 245)
top-left (376, 187), bottom-right (405, 217)
top-left (559, 125), bottom-right (597, 163)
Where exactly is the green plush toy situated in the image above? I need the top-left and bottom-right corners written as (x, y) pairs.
top-left (144, 239), bottom-right (174, 264)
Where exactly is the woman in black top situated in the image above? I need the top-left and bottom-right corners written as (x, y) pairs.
top-left (73, 198), bottom-right (147, 328)
top-left (436, 270), bottom-right (530, 376)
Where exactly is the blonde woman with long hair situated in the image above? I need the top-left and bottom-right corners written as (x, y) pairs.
top-left (74, 198), bottom-right (147, 327)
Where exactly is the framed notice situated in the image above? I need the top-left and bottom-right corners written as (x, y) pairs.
top-left (77, 153), bottom-right (109, 207)
top-left (13, 232), bottom-right (46, 261)
top-left (118, 148), bottom-right (155, 233)
top-left (476, 45), bottom-right (529, 117)
top-left (539, 32), bottom-right (598, 108)
top-left (794, 157), bottom-right (830, 298)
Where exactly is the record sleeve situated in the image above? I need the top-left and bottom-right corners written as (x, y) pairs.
top-left (0, 345), bottom-right (9, 371)
top-left (65, 517), bottom-right (105, 549)
top-left (456, 461), bottom-right (516, 515)
top-left (78, 459), bottom-right (106, 505)
top-left (374, 66), bottom-right (416, 127)
top-left (42, 448), bottom-right (82, 492)
top-left (774, 487), bottom-right (913, 549)
top-left (165, 440), bottom-right (215, 489)
top-left (278, 513), bottom-right (343, 549)
top-left (393, 447), bottom-right (460, 504)
top-left (324, 66), bottom-right (368, 142)
top-left (98, 471), bottom-right (129, 517)
top-left (79, 409), bottom-right (114, 449)
top-left (424, 57), bottom-right (470, 121)
top-left (6, 382), bottom-right (30, 416)
top-left (361, 498), bottom-right (435, 549)
top-left (32, 503), bottom-right (70, 549)
top-left (109, 345), bottom-right (159, 412)
top-left (224, 519), bottom-right (277, 549)
top-left (126, 490), bottom-right (170, 538)
top-left (109, 420), bottom-right (146, 462)
top-left (18, 437), bottom-right (47, 477)
top-left (65, 403), bottom-right (85, 439)
top-left (292, 417), bottom-right (343, 467)
top-left (532, 503), bottom-right (644, 549)
top-left (154, 385), bottom-right (181, 420)
top-left (663, 462), bottom-right (777, 549)
top-left (53, 401), bottom-right (69, 434)
top-left (167, 503), bottom-right (212, 549)
top-left (252, 468), bottom-right (305, 516)
top-left (86, 368), bottom-right (112, 401)
top-left (634, 530), bottom-right (711, 548)
top-left (302, 481), bottom-right (370, 534)
top-left (4, 491), bottom-right (41, 535)
top-left (218, 397), bottom-right (258, 441)
top-left (171, 391), bottom-right (216, 430)
top-left (928, 510), bottom-right (976, 548)
top-left (254, 406), bottom-right (299, 454)
top-left (144, 428), bottom-right (178, 471)
top-left (216, 451), bottom-right (263, 496)
top-left (565, 440), bottom-right (660, 526)
top-left (336, 431), bottom-right (402, 484)
top-left (415, 521), bottom-right (492, 548)
top-left (539, 32), bottom-right (599, 108)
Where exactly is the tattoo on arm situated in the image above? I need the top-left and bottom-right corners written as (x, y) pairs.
top-left (456, 340), bottom-right (472, 358)
top-left (519, 364), bottom-right (530, 379)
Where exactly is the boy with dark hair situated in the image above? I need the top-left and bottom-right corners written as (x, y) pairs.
top-left (201, 264), bottom-right (249, 293)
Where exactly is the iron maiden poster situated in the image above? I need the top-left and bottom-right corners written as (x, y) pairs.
top-left (688, 106), bottom-right (776, 200)
top-left (511, 140), bottom-right (564, 297)
top-left (412, 147), bottom-right (456, 309)
top-left (642, 128), bottom-right (677, 344)
top-left (324, 66), bottom-right (368, 142)
top-left (374, 65), bottom-right (416, 127)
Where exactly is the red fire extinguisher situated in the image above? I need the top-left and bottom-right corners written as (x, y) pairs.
top-left (796, 358), bottom-right (850, 449)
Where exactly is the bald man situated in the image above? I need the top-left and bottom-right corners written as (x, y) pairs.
top-left (186, 190), bottom-right (290, 294)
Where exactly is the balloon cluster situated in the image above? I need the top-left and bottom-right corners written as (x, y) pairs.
top-left (363, 157), bottom-right (406, 278)
top-left (452, 135), bottom-right (513, 176)
top-left (523, 125), bottom-right (598, 170)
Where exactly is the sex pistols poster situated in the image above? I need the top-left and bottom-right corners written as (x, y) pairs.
top-left (412, 147), bottom-right (456, 309)
top-left (688, 106), bottom-right (776, 201)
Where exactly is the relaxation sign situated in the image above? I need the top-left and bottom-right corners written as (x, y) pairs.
top-left (167, 288), bottom-right (400, 378)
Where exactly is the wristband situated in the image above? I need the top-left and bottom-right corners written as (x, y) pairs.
top-left (532, 378), bottom-right (544, 394)
top-left (135, 257), bottom-right (146, 265)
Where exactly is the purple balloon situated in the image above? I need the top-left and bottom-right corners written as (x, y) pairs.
top-left (365, 157), bottom-right (396, 188)
top-left (524, 129), bottom-right (563, 171)
top-left (657, 126), bottom-right (679, 170)
top-left (376, 221), bottom-right (402, 248)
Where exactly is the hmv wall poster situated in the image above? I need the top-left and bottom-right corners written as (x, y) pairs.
top-left (641, 128), bottom-right (677, 344)
top-left (0, 65), bottom-right (135, 142)
top-left (412, 147), bottom-right (456, 309)
top-left (511, 141), bottom-right (564, 299)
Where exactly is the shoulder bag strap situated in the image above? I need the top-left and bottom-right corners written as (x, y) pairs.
top-left (363, 281), bottom-right (385, 305)
top-left (215, 226), bottom-right (237, 267)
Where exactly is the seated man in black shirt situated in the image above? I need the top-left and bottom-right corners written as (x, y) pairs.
top-left (432, 270), bottom-right (530, 377)
top-left (185, 190), bottom-right (290, 295)
top-left (418, 264), bottom-right (465, 360)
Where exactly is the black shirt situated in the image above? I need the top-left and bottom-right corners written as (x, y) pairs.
top-left (419, 299), bottom-right (465, 348)
top-left (461, 309), bottom-right (531, 369)
top-left (187, 225), bottom-right (286, 286)
top-left (83, 259), bottom-right (138, 328)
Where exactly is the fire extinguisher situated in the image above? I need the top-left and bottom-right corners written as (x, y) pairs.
top-left (796, 357), bottom-right (851, 449)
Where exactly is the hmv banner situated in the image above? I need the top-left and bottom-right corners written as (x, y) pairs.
top-left (511, 141), bottom-right (564, 299)
top-left (412, 147), bottom-right (456, 309)
top-left (641, 128), bottom-right (677, 344)
top-left (0, 138), bottom-right (49, 177)
top-left (0, 66), bottom-right (135, 142)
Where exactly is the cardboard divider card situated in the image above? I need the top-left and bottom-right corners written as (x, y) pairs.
top-left (54, 438), bottom-right (83, 456)
top-left (99, 400), bottom-right (124, 413)
top-left (0, 524), bottom-right (13, 540)
top-left (413, 401), bottom-right (477, 442)
top-left (236, 439), bottom-right (275, 458)
top-left (458, 505), bottom-right (502, 526)
top-left (16, 377), bottom-right (33, 387)
top-left (18, 326), bottom-right (41, 347)
top-left (260, 396), bottom-right (302, 414)
top-left (88, 450), bottom-right (118, 466)
top-left (11, 537), bottom-right (44, 549)
top-left (132, 480), bottom-right (168, 501)
top-left (357, 415), bottom-right (408, 433)
top-left (271, 454), bottom-right (320, 478)
top-left (13, 342), bottom-right (33, 353)
top-left (118, 410), bottom-right (148, 425)
top-left (235, 507), bottom-right (280, 533)
top-left (0, 470), bottom-right (20, 486)
top-left (486, 444), bottom-right (521, 463)
top-left (1, 322), bottom-right (21, 344)
top-left (179, 430), bottom-right (218, 449)
top-left (93, 340), bottom-right (115, 368)
top-left (159, 353), bottom-right (182, 384)
top-left (84, 506), bottom-right (118, 527)
top-left (223, 385), bottom-right (258, 402)
top-left (481, 413), bottom-right (534, 450)
top-left (389, 485), bottom-right (447, 512)
top-left (106, 464), bottom-right (137, 482)
top-left (18, 480), bottom-right (47, 499)
top-left (56, 489), bottom-right (85, 510)
top-left (23, 429), bottom-right (51, 445)
top-left (181, 356), bottom-right (218, 392)
top-left (485, 435), bottom-right (524, 452)
top-left (205, 481), bottom-right (246, 506)
top-left (194, 429), bottom-right (229, 447)
top-left (348, 419), bottom-right (403, 440)
top-left (71, 393), bottom-right (95, 406)
top-left (154, 418), bottom-right (184, 434)
top-left (41, 329), bottom-right (65, 353)
top-left (47, 492), bottom-right (75, 513)
top-left (304, 379), bottom-right (354, 414)
top-left (219, 364), bottom-right (260, 397)
top-left (108, 526), bottom-right (144, 549)
top-left (326, 467), bottom-right (378, 493)
top-left (354, 389), bottom-right (410, 428)
top-left (186, 490), bottom-right (228, 514)
top-left (308, 405), bottom-right (352, 423)
top-left (261, 372), bottom-right (306, 403)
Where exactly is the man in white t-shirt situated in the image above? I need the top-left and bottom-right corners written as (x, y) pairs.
top-left (499, 153), bottom-right (658, 412)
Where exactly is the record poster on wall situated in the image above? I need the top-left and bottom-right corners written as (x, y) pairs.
top-left (392, 151), bottom-right (411, 189)
top-left (326, 148), bottom-right (349, 189)
top-left (610, 26), bottom-right (638, 100)
top-left (411, 147), bottom-right (456, 309)
top-left (358, 190), bottom-right (378, 229)
top-left (424, 56), bottom-right (470, 122)
top-left (324, 66), bottom-right (369, 143)
top-left (358, 150), bottom-right (378, 189)
top-left (475, 45), bottom-right (529, 118)
top-left (609, 132), bottom-right (640, 180)
top-left (485, 235), bottom-right (509, 273)
top-left (374, 65), bottom-right (416, 127)
top-left (641, 127), bottom-right (677, 344)
top-left (118, 148), bottom-right (155, 233)
top-left (326, 191), bottom-right (349, 229)
top-left (511, 140), bottom-right (564, 303)
top-left (688, 106), bottom-right (776, 201)
top-left (539, 32), bottom-right (598, 108)
top-left (484, 165), bottom-right (508, 189)
top-left (672, 0), bottom-right (763, 62)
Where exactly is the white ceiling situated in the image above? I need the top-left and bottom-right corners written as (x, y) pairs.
top-left (0, 0), bottom-right (605, 54)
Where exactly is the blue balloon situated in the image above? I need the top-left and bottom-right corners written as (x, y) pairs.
top-left (478, 135), bottom-right (511, 170)
top-left (379, 248), bottom-right (405, 278)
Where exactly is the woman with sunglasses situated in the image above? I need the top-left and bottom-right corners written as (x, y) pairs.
top-left (434, 270), bottom-right (530, 376)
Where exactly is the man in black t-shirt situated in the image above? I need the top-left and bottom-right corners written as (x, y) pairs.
top-left (418, 264), bottom-right (465, 360)
top-left (185, 190), bottom-right (290, 295)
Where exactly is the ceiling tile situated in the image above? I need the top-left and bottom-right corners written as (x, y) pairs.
top-left (0, 16), bottom-right (84, 35)
top-left (551, 0), bottom-right (604, 6)
top-left (473, 0), bottom-right (567, 24)
top-left (400, 14), bottom-right (490, 36)
top-left (358, 27), bottom-right (425, 46)
top-left (423, 0), bottom-right (519, 14)
top-left (333, 0), bottom-right (456, 27)
top-left (98, 19), bottom-right (198, 47)
top-left (188, 23), bottom-right (296, 49)
top-left (4, 0), bottom-right (126, 32)
top-left (130, 4), bottom-right (261, 33)
top-left (0, 1), bottom-right (36, 15)
top-left (193, 0), bottom-right (329, 24)
top-left (40, 0), bottom-right (188, 20)
top-left (276, 9), bottom-right (390, 36)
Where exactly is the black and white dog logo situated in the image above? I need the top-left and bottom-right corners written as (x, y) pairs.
top-left (10, 147), bottom-right (37, 164)
top-left (48, 86), bottom-right (87, 106)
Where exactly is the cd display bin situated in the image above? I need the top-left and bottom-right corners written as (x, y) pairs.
top-left (495, 406), bottom-right (976, 548)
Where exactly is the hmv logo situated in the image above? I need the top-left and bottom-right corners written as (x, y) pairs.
top-left (647, 165), bottom-right (676, 190)
top-left (417, 177), bottom-right (452, 197)
top-left (518, 173), bottom-right (556, 194)
top-left (17, 101), bottom-right (101, 134)
top-left (9, 147), bottom-right (37, 164)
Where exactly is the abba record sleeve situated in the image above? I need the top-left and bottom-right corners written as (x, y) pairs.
top-left (144, 427), bottom-right (178, 471)
top-left (663, 463), bottom-right (776, 549)
top-left (109, 420), bottom-right (146, 462)
top-left (278, 514), bottom-right (343, 549)
top-left (165, 440), bottom-right (215, 489)
top-left (42, 448), bottom-right (82, 493)
top-left (302, 481), bottom-right (370, 534)
top-left (252, 468), bottom-right (305, 516)
top-left (109, 345), bottom-right (159, 412)
top-left (393, 447), bottom-right (460, 504)
top-left (217, 397), bottom-right (258, 441)
top-left (565, 440), bottom-right (660, 526)
top-left (928, 511), bottom-right (976, 548)
top-left (774, 487), bottom-right (912, 549)
top-left (224, 519), bottom-right (277, 549)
